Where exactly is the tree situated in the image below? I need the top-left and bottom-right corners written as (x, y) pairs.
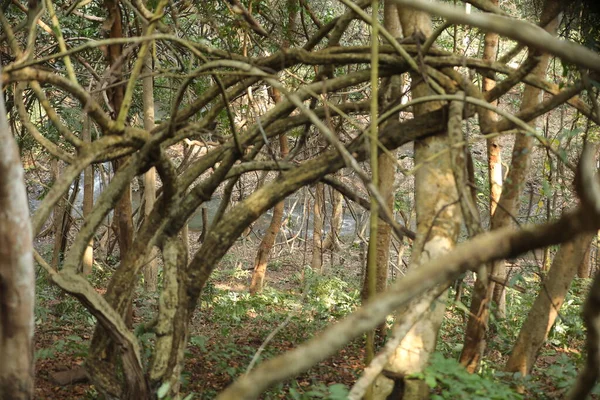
top-left (459, 0), bottom-right (500, 372)
top-left (250, 86), bottom-right (290, 294)
top-left (0, 68), bottom-right (35, 400)
top-left (361, 0), bottom-right (403, 342)
top-left (378, 4), bottom-right (462, 396)
top-left (490, 0), bottom-right (562, 319)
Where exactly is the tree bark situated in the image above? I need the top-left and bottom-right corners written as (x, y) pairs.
top-left (505, 233), bottom-right (594, 375)
top-left (311, 182), bottom-right (325, 272)
top-left (578, 237), bottom-right (592, 278)
top-left (0, 67), bottom-right (35, 400)
top-left (149, 235), bottom-right (189, 398)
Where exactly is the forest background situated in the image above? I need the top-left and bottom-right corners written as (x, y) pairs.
top-left (2, 0), bottom-right (600, 399)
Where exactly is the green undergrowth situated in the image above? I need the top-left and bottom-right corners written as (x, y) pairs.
top-left (34, 257), bottom-right (599, 399)
top-left (436, 273), bottom-right (596, 399)
top-left (414, 352), bottom-right (523, 400)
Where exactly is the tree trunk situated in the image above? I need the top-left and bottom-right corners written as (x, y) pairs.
top-left (58, 176), bottom-right (79, 262)
top-left (505, 233), bottom-right (594, 376)
top-left (483, 1), bottom-right (502, 220)
top-left (361, 0), bottom-right (402, 342)
top-left (182, 223), bottom-right (189, 254)
top-left (198, 207), bottom-right (208, 243)
top-left (311, 182), bottom-right (325, 272)
top-left (0, 67), bottom-right (35, 400)
top-left (491, 0), bottom-right (562, 319)
top-left (374, 7), bottom-right (461, 399)
top-left (459, 1), bottom-right (499, 371)
top-left (142, 48), bottom-right (158, 292)
top-left (249, 3), bottom-right (296, 292)
top-left (105, 0), bottom-right (134, 327)
top-left (82, 116), bottom-right (94, 275)
top-left (87, 1), bottom-right (138, 395)
top-left (149, 235), bottom-right (189, 398)
top-left (578, 238), bottom-right (592, 278)
top-left (322, 185), bottom-right (343, 252)
top-left (250, 133), bottom-right (289, 294)
top-left (51, 158), bottom-right (66, 270)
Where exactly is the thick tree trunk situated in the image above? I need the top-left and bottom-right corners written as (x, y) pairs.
top-left (149, 235), bottom-right (189, 398)
top-left (87, 1), bottom-right (138, 396)
top-left (142, 49), bottom-right (158, 292)
top-left (374, 7), bottom-right (461, 399)
top-left (105, 0), bottom-right (134, 327)
top-left (491, 0), bottom-right (562, 319)
top-left (505, 233), bottom-right (594, 375)
top-left (0, 68), bottom-right (35, 400)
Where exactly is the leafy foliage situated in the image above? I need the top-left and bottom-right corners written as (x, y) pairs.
top-left (415, 352), bottom-right (522, 400)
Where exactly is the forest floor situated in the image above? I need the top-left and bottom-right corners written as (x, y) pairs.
top-left (33, 231), bottom-right (368, 399)
top-left (32, 228), bottom-right (597, 399)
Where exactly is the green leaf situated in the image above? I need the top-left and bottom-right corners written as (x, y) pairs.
top-left (328, 383), bottom-right (349, 398)
top-left (289, 387), bottom-right (301, 400)
top-left (425, 374), bottom-right (438, 389)
top-left (190, 335), bottom-right (208, 352)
